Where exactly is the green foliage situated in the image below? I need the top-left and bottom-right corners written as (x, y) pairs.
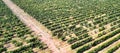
top-left (71, 37), bottom-right (93, 49)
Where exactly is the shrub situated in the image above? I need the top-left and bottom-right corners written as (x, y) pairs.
top-left (71, 37), bottom-right (92, 49)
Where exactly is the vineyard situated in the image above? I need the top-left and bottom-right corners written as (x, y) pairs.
top-left (0, 0), bottom-right (50, 53)
top-left (1, 0), bottom-right (120, 53)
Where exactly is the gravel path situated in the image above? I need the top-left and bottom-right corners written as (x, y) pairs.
top-left (2, 0), bottom-right (66, 53)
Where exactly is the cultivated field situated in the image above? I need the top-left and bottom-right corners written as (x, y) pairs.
top-left (0, 0), bottom-right (50, 53)
top-left (1, 0), bottom-right (120, 53)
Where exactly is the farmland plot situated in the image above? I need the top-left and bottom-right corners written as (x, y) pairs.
top-left (11, 0), bottom-right (120, 53)
top-left (0, 0), bottom-right (50, 53)
top-left (1, 0), bottom-right (120, 53)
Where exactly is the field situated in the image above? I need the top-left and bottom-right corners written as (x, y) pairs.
top-left (0, 0), bottom-right (50, 53)
top-left (1, 0), bottom-right (120, 53)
